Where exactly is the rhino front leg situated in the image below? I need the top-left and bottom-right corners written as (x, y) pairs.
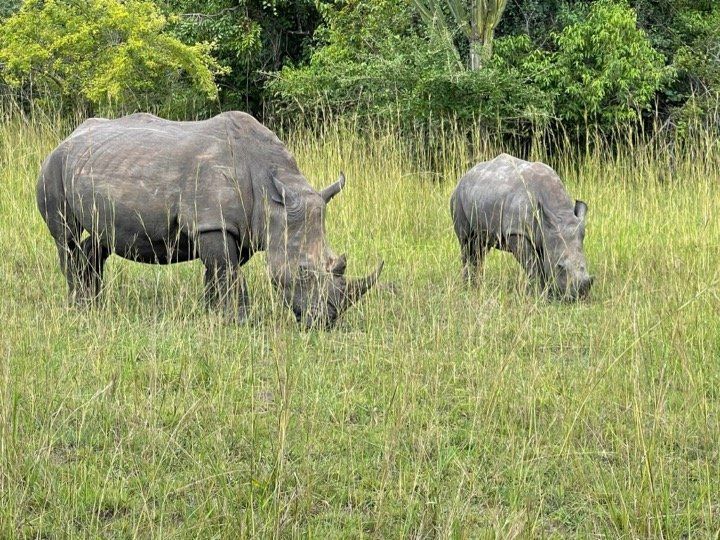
top-left (506, 234), bottom-right (544, 293)
top-left (197, 230), bottom-right (249, 323)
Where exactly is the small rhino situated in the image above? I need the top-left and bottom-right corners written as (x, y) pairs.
top-left (450, 153), bottom-right (593, 300)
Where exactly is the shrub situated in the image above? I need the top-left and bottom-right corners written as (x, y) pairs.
top-left (0, 0), bottom-right (226, 114)
top-left (537, 0), bottom-right (670, 127)
top-left (269, 1), bottom-right (551, 134)
top-left (668, 5), bottom-right (720, 133)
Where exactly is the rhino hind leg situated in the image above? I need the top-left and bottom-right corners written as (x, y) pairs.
top-left (77, 236), bottom-right (110, 305)
top-left (458, 233), bottom-right (489, 286)
top-left (41, 202), bottom-right (92, 306)
top-left (197, 230), bottom-right (249, 323)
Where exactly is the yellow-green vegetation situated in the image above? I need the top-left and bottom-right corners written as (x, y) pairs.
top-left (1, 113), bottom-right (718, 537)
top-left (0, 0), bottom-right (224, 113)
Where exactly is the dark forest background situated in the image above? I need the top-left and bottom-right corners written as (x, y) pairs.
top-left (1, 0), bottom-right (717, 138)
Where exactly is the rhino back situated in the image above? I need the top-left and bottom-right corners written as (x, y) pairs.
top-left (454, 154), bottom-right (574, 240)
top-left (57, 112), bottom-right (297, 255)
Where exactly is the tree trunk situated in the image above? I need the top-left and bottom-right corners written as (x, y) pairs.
top-left (469, 45), bottom-right (481, 70)
top-left (468, 0), bottom-right (507, 70)
top-left (481, 24), bottom-right (495, 65)
top-left (469, 1), bottom-right (481, 70)
top-left (469, 36), bottom-right (482, 70)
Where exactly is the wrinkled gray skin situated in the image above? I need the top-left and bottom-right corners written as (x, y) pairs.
top-left (37, 111), bottom-right (383, 328)
top-left (451, 153), bottom-right (593, 300)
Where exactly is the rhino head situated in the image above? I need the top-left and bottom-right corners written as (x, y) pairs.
top-left (540, 200), bottom-right (594, 301)
top-left (267, 172), bottom-right (384, 329)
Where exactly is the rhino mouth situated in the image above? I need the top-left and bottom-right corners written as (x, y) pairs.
top-left (285, 260), bottom-right (385, 330)
top-left (551, 275), bottom-right (594, 301)
top-left (293, 304), bottom-right (339, 330)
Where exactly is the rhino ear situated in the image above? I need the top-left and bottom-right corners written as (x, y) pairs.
top-left (574, 200), bottom-right (588, 221)
top-left (271, 174), bottom-right (300, 207)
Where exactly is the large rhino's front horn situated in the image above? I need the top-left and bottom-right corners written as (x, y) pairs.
top-left (342, 261), bottom-right (384, 310)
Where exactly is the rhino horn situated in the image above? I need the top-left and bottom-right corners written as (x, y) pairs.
top-left (320, 172), bottom-right (346, 203)
top-left (342, 261), bottom-right (384, 309)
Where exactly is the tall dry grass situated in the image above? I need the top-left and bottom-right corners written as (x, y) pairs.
top-left (0, 111), bottom-right (718, 537)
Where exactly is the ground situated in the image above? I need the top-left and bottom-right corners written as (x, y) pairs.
top-left (0, 117), bottom-right (718, 537)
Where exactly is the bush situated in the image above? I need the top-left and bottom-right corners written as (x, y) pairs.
top-left (668, 5), bottom-right (720, 133)
top-left (271, 0), bottom-right (671, 136)
top-left (537, 0), bottom-right (670, 128)
top-left (269, 1), bottom-right (551, 135)
top-left (0, 0), bottom-right (226, 115)
top-left (159, 0), bottom-right (320, 115)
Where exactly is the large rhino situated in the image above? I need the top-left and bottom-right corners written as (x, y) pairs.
top-left (37, 111), bottom-right (383, 328)
top-left (450, 153), bottom-right (593, 300)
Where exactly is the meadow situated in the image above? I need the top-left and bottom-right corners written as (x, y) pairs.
top-left (0, 113), bottom-right (718, 538)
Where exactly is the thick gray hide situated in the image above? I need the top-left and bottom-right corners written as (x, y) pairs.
top-left (451, 153), bottom-right (592, 299)
top-left (37, 111), bottom-right (382, 327)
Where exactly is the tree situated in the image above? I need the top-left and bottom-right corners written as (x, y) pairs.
top-left (412, 0), bottom-right (508, 69)
top-left (159, 0), bottom-right (319, 114)
top-left (535, 0), bottom-right (670, 127)
top-left (0, 0), bottom-right (21, 20)
top-left (0, 0), bottom-right (225, 113)
top-left (669, 5), bottom-right (720, 130)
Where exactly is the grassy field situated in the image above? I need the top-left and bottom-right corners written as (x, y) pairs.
top-left (0, 114), bottom-right (718, 538)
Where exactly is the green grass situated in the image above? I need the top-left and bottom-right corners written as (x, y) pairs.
top-left (1, 114), bottom-right (719, 538)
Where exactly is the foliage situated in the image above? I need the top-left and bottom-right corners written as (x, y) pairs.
top-left (667, 4), bottom-right (720, 131)
top-left (271, 0), bottom-right (550, 134)
top-left (159, 0), bottom-right (319, 113)
top-left (415, 34), bottom-right (551, 128)
top-left (534, 0), bottom-right (670, 127)
top-left (272, 0), bottom-right (673, 133)
top-left (0, 0), bottom-right (225, 114)
top-left (0, 0), bottom-right (21, 20)
top-left (1, 0), bottom-right (717, 136)
top-left (269, 0), bottom-right (421, 118)
top-left (412, 0), bottom-right (508, 69)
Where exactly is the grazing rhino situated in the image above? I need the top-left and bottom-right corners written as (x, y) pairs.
top-left (37, 111), bottom-right (383, 328)
top-left (450, 153), bottom-right (593, 300)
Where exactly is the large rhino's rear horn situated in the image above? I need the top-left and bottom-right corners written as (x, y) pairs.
top-left (320, 172), bottom-right (346, 203)
top-left (342, 261), bottom-right (384, 310)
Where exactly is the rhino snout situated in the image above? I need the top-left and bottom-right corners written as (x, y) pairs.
top-left (551, 259), bottom-right (593, 301)
top-left (576, 275), bottom-right (594, 299)
top-left (559, 273), bottom-right (593, 301)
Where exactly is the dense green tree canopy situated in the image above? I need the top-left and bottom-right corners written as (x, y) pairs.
top-left (535, 0), bottom-right (670, 125)
top-left (0, 0), bottom-right (717, 134)
top-left (158, 0), bottom-right (319, 112)
top-left (0, 0), bottom-right (224, 113)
